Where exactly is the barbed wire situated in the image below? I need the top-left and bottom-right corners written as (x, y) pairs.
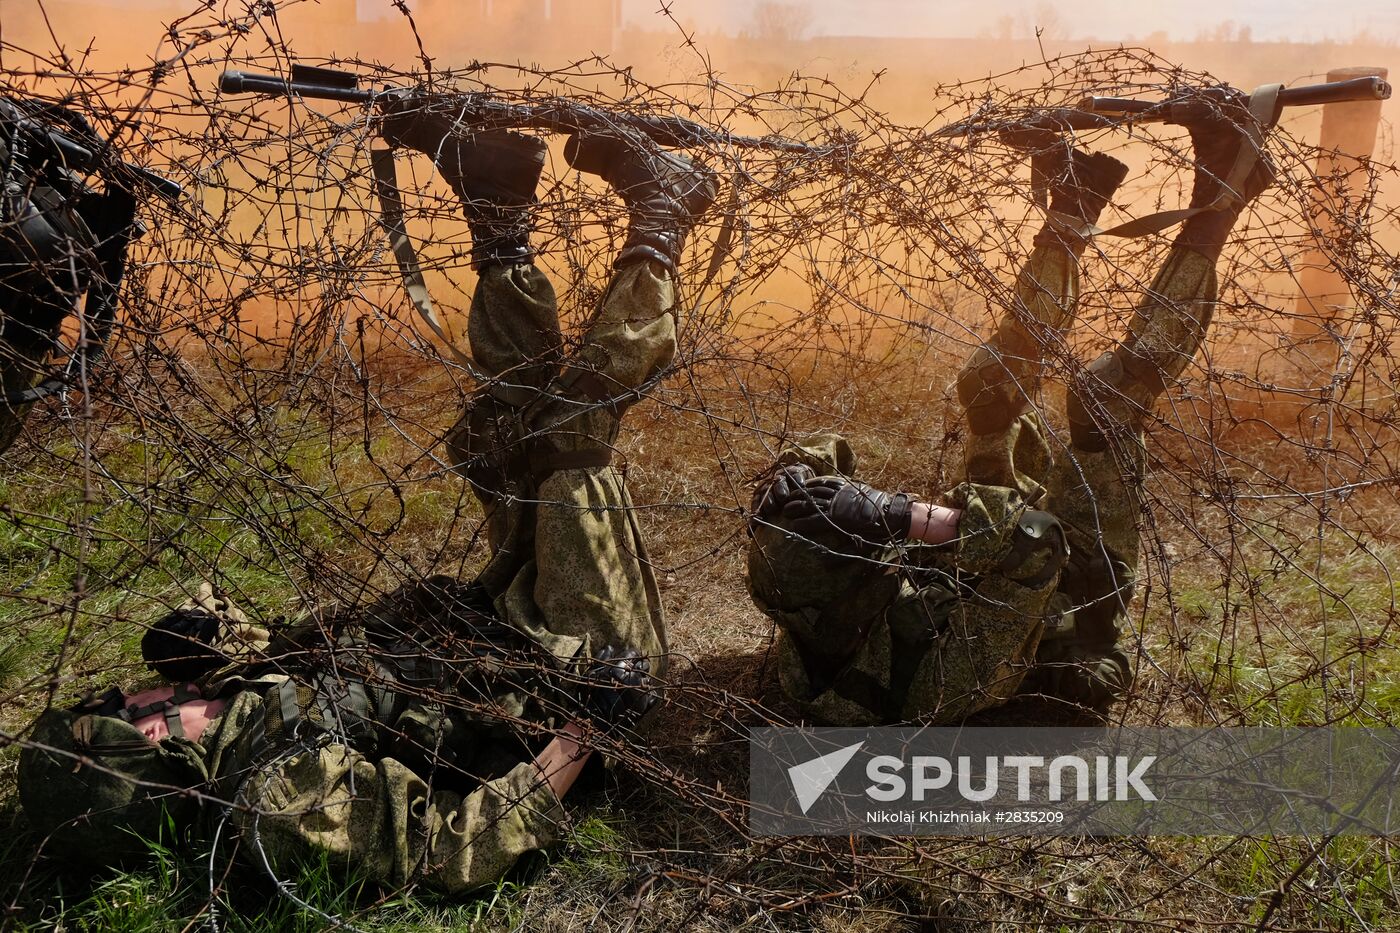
top-left (2, 1), bottom-right (1399, 928)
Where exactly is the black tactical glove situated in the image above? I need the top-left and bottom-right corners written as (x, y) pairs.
top-left (141, 583), bottom-right (250, 682)
top-left (749, 463), bottom-right (816, 529)
top-left (782, 475), bottom-right (916, 544)
top-left (141, 604), bottom-right (225, 683)
top-left (579, 645), bottom-right (658, 731)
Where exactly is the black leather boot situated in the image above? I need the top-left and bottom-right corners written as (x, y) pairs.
top-left (1176, 94), bottom-right (1277, 259)
top-left (1000, 127), bottom-right (1129, 249)
top-left (1040, 150), bottom-right (1129, 241)
top-left (431, 130), bottom-right (546, 269)
top-left (563, 130), bottom-right (718, 271)
top-left (379, 106), bottom-right (547, 268)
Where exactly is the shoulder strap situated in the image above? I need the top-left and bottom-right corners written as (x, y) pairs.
top-left (370, 146), bottom-right (477, 370)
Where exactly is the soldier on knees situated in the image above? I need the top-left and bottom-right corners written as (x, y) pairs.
top-left (0, 97), bottom-right (145, 454)
top-left (747, 99), bottom-right (1275, 724)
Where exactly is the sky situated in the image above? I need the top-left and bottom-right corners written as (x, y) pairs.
top-left (619, 0), bottom-right (1400, 44)
top-left (81, 0), bottom-right (1400, 45)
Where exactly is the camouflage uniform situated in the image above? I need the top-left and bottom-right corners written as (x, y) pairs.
top-left (20, 581), bottom-right (574, 894)
top-left (748, 430), bottom-right (1066, 725)
top-left (449, 260), bottom-right (674, 672)
top-left (749, 220), bottom-right (1226, 723)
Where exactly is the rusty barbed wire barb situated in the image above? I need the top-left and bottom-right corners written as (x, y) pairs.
top-left (0, 8), bottom-right (1396, 928)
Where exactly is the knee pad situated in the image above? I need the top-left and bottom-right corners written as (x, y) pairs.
top-left (956, 347), bottom-right (1026, 435)
top-left (997, 509), bottom-right (1067, 589)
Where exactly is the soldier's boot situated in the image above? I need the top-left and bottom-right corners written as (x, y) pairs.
top-left (957, 144), bottom-right (1127, 499)
top-left (1038, 103), bottom-right (1278, 710)
top-left (426, 130), bottom-right (549, 269)
top-left (1066, 100), bottom-right (1277, 453)
top-left (564, 129), bottom-right (719, 271)
top-left (379, 107), bottom-right (549, 268)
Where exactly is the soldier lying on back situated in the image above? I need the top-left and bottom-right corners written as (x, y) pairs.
top-left (20, 577), bottom-right (656, 894)
top-left (747, 95), bottom-right (1277, 724)
top-left (19, 77), bottom-right (726, 893)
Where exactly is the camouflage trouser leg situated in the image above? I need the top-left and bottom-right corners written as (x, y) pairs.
top-left (448, 261), bottom-right (672, 671)
top-left (747, 439), bottom-right (1060, 725)
top-left (1055, 245), bottom-right (1220, 603)
top-left (1035, 246), bottom-right (1220, 703)
top-left (233, 744), bottom-right (563, 895)
top-left (1066, 246), bottom-right (1218, 455)
top-left (957, 242), bottom-right (1081, 503)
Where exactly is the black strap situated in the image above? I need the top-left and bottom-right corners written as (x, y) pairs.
top-left (530, 446), bottom-right (615, 479)
top-left (162, 703), bottom-right (185, 739)
top-left (277, 678), bottom-right (302, 737)
top-left (113, 682), bottom-right (205, 737)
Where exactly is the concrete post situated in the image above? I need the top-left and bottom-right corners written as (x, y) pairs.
top-left (1285, 65), bottom-right (1388, 387)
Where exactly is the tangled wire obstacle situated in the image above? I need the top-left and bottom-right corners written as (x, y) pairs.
top-left (2, 1), bottom-right (1400, 928)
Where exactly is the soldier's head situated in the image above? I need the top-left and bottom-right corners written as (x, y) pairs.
top-left (18, 686), bottom-right (222, 866)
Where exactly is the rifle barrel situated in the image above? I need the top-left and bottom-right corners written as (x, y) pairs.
top-left (216, 70), bottom-right (825, 155)
top-left (219, 70), bottom-right (377, 104)
top-left (1081, 75), bottom-right (1392, 117)
top-left (2, 106), bottom-right (182, 200)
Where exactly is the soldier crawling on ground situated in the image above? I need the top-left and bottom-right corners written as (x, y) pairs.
top-left (747, 94), bottom-right (1277, 725)
top-left (18, 115), bottom-right (719, 893)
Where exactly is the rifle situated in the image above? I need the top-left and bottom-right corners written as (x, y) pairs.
top-left (934, 75), bottom-right (1392, 139)
top-left (218, 64), bottom-right (825, 156)
top-left (0, 97), bottom-right (181, 200)
top-left (0, 96), bottom-right (178, 407)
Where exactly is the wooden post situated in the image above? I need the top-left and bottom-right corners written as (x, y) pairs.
top-left (1284, 65), bottom-right (1388, 388)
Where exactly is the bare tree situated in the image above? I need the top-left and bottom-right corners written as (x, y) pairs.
top-left (744, 1), bottom-right (815, 43)
top-left (1025, 1), bottom-right (1068, 40)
